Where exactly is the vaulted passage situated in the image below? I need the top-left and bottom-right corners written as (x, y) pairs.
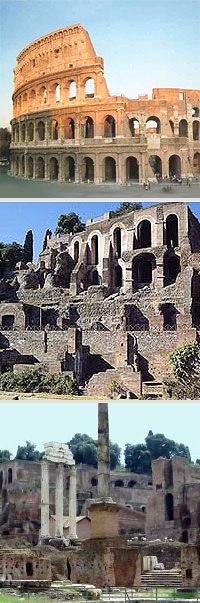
top-left (104, 115), bottom-right (116, 137)
top-left (65, 156), bottom-right (75, 181)
top-left (82, 157), bottom-right (94, 182)
top-left (132, 253), bottom-right (156, 290)
top-left (149, 155), bottom-right (162, 177)
top-left (104, 157), bottom-right (116, 181)
top-left (49, 157), bottom-right (59, 180)
top-left (169, 155), bottom-right (181, 177)
top-left (113, 227), bottom-right (121, 257)
top-left (38, 121), bottom-right (45, 141)
top-left (65, 118), bottom-right (75, 139)
top-left (27, 122), bottom-right (34, 142)
top-left (145, 116), bottom-right (161, 134)
top-left (27, 156), bottom-right (34, 178)
top-left (36, 157), bottom-right (45, 179)
top-left (51, 120), bottom-right (59, 140)
top-left (85, 117), bottom-right (94, 138)
top-left (21, 155), bottom-right (25, 176)
top-left (193, 152), bottom-right (200, 174)
top-left (166, 214), bottom-right (179, 248)
top-left (137, 220), bottom-right (151, 248)
top-left (126, 156), bottom-right (139, 181)
top-left (179, 119), bottom-right (188, 137)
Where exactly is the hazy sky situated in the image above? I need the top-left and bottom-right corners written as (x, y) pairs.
top-left (1, 0), bottom-right (200, 127)
top-left (0, 200), bottom-right (200, 262)
top-left (0, 401), bottom-right (199, 463)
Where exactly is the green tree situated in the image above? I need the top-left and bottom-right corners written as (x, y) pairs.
top-left (69, 433), bottom-right (121, 469)
top-left (15, 440), bottom-right (43, 461)
top-left (22, 230), bottom-right (33, 264)
top-left (42, 229), bottom-right (52, 251)
top-left (170, 341), bottom-right (200, 399)
top-left (0, 128), bottom-right (11, 159)
top-left (110, 442), bottom-right (121, 470)
top-left (145, 431), bottom-right (191, 462)
top-left (0, 241), bottom-right (23, 274)
top-left (55, 213), bottom-right (85, 235)
top-left (110, 202), bottom-right (142, 218)
top-left (124, 443), bottom-right (151, 473)
top-left (0, 449), bottom-right (12, 462)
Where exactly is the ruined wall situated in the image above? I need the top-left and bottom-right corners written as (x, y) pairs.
top-left (181, 544), bottom-right (200, 586)
top-left (0, 551), bottom-right (51, 581)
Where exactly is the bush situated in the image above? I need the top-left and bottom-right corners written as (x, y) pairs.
top-left (0, 368), bottom-right (79, 395)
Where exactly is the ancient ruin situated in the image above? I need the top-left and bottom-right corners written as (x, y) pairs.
top-left (0, 202), bottom-right (200, 398)
top-left (10, 24), bottom-right (200, 183)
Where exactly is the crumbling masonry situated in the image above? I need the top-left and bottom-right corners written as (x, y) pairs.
top-left (10, 24), bottom-right (200, 183)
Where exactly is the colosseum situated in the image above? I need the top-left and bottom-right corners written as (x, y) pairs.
top-left (10, 24), bottom-right (200, 183)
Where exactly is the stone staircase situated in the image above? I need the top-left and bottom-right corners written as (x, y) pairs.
top-left (86, 366), bottom-right (141, 398)
top-left (142, 380), bottom-right (163, 399)
top-left (141, 569), bottom-right (182, 588)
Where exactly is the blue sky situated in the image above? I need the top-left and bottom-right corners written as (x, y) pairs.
top-left (1, 0), bottom-right (199, 127)
top-left (0, 201), bottom-right (200, 262)
top-left (0, 401), bottom-right (199, 463)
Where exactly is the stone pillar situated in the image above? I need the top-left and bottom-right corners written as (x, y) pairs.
top-left (55, 463), bottom-right (64, 538)
top-left (69, 465), bottom-right (77, 541)
top-left (97, 403), bottom-right (112, 502)
top-left (41, 460), bottom-right (49, 539)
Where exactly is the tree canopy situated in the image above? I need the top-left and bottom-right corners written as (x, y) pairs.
top-left (110, 202), bottom-right (142, 218)
top-left (0, 128), bottom-right (11, 159)
top-left (15, 440), bottom-right (43, 462)
top-left (125, 430), bottom-right (191, 473)
top-left (0, 449), bottom-right (12, 462)
top-left (55, 213), bottom-right (85, 235)
top-left (0, 241), bottom-right (23, 275)
top-left (68, 433), bottom-right (121, 469)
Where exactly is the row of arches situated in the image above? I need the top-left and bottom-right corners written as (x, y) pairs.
top-left (15, 77), bottom-right (95, 109)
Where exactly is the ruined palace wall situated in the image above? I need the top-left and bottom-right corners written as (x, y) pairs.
top-left (0, 551), bottom-right (51, 581)
top-left (181, 545), bottom-right (200, 586)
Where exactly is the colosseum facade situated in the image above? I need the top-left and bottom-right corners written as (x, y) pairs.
top-left (10, 24), bottom-right (200, 183)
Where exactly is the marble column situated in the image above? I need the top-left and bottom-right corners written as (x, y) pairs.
top-left (97, 403), bottom-right (112, 502)
top-left (55, 463), bottom-right (64, 538)
top-left (41, 460), bottom-right (49, 539)
top-left (69, 465), bottom-right (77, 541)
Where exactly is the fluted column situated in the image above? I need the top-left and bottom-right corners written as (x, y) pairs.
top-left (55, 463), bottom-right (64, 538)
top-left (41, 460), bottom-right (49, 539)
top-left (69, 465), bottom-right (77, 541)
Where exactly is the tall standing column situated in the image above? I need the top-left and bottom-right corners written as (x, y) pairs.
top-left (55, 463), bottom-right (64, 538)
top-left (97, 403), bottom-right (112, 502)
top-left (41, 460), bottom-right (50, 539)
top-left (69, 465), bottom-right (77, 541)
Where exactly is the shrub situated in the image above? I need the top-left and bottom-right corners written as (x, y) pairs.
top-left (0, 367), bottom-right (79, 395)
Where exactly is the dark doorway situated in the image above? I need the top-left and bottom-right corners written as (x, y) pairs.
top-left (169, 155), bottom-right (181, 177)
top-left (114, 264), bottom-right (122, 288)
top-left (137, 220), bottom-right (151, 248)
top-left (36, 157), bottom-right (45, 179)
top-left (50, 157), bottom-right (59, 180)
top-left (165, 493), bottom-right (174, 521)
top-left (83, 157), bottom-right (94, 182)
top-left (65, 157), bottom-right (75, 181)
top-left (91, 235), bottom-right (99, 264)
top-left (8, 468), bottom-right (12, 484)
top-left (149, 155), bottom-right (162, 177)
top-left (104, 115), bottom-right (116, 137)
top-left (67, 559), bottom-right (71, 580)
top-left (126, 156), bottom-right (139, 181)
top-left (2, 315), bottom-right (14, 329)
top-left (74, 241), bottom-right (79, 263)
top-left (85, 117), bottom-right (94, 138)
top-left (104, 157), bottom-right (116, 181)
top-left (26, 562), bottom-right (33, 577)
top-left (166, 214), bottom-right (178, 248)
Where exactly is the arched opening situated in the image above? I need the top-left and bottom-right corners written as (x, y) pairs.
top-left (91, 235), bottom-right (99, 264)
top-left (91, 477), bottom-right (98, 486)
top-left (39, 86), bottom-right (47, 104)
top-left (91, 269), bottom-right (99, 285)
top-left (164, 252), bottom-right (180, 286)
top-left (15, 124), bottom-right (19, 144)
top-left (27, 156), bottom-right (33, 179)
top-left (137, 220), bottom-right (151, 248)
top-left (128, 480), bottom-right (137, 487)
top-left (165, 493), bottom-right (174, 521)
top-left (0, 471), bottom-right (3, 490)
top-left (192, 107), bottom-right (199, 118)
top-left (193, 152), bottom-right (200, 174)
top-left (51, 119), bottom-right (58, 140)
top-left (114, 264), bottom-right (122, 288)
top-left (49, 157), bottom-right (59, 181)
top-left (85, 117), bottom-right (94, 138)
top-left (74, 241), bottom-right (79, 263)
top-left (126, 156), bottom-right (139, 181)
top-left (113, 227), bottom-right (121, 257)
top-left (169, 120), bottom-right (174, 134)
top-left (36, 157), bottom-right (45, 179)
top-left (8, 468), bottom-right (12, 484)
top-left (193, 121), bottom-right (200, 141)
top-left (160, 303), bottom-right (177, 330)
top-left (104, 115), bottom-right (116, 137)
top-left (27, 122), bottom-right (34, 142)
top-left (104, 157), bottom-right (116, 181)
top-left (38, 121), bottom-right (45, 141)
top-left (129, 118), bottom-right (139, 137)
top-left (69, 81), bottom-right (76, 99)
top-left (169, 155), bottom-right (181, 177)
top-left (145, 116), bottom-right (161, 134)
top-left (15, 156), bottom-right (19, 175)
top-left (30, 89), bottom-right (36, 105)
top-left (166, 214), bottom-right (179, 248)
top-left (21, 123), bottom-right (26, 142)
top-left (82, 157), bottom-right (94, 182)
top-left (21, 155), bottom-right (25, 177)
top-left (65, 118), bottom-right (75, 139)
top-left (179, 119), bottom-right (188, 137)
top-left (114, 480), bottom-right (124, 487)
top-left (55, 83), bottom-right (60, 103)
top-left (26, 562), bottom-right (33, 577)
top-left (132, 253), bottom-right (155, 291)
top-left (67, 559), bottom-right (71, 581)
top-left (85, 78), bottom-right (94, 97)
top-left (65, 156), bottom-right (75, 181)
top-left (126, 304), bottom-right (149, 331)
top-left (149, 155), bottom-right (162, 177)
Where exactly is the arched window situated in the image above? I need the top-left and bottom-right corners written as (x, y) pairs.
top-left (179, 119), bottom-right (188, 137)
top-left (193, 152), bottom-right (200, 174)
top-left (113, 227), bottom-right (122, 257)
top-left (85, 117), bottom-right (94, 138)
top-left (65, 118), bottom-right (75, 139)
top-left (137, 220), bottom-right (151, 248)
top-left (27, 156), bottom-right (33, 179)
top-left (27, 122), bottom-right (34, 142)
top-left (21, 123), bottom-right (26, 142)
top-left (85, 78), bottom-right (94, 97)
top-left (21, 155), bottom-right (25, 176)
top-left (65, 156), bottom-right (75, 181)
top-left (39, 86), bottom-right (47, 104)
top-left (74, 241), bottom-right (79, 262)
top-left (129, 118), bottom-right (139, 137)
top-left (169, 155), bottom-right (181, 177)
top-left (193, 121), bottom-right (200, 141)
top-left (36, 157), bottom-right (45, 179)
top-left (114, 479), bottom-right (124, 487)
top-left (51, 120), bottom-right (58, 140)
top-left (145, 116), bottom-right (161, 134)
top-left (166, 214), bottom-right (179, 248)
top-left (15, 124), bottom-right (19, 144)
top-left (55, 83), bottom-right (60, 103)
top-left (69, 81), bottom-right (76, 99)
top-left (82, 157), bottom-right (94, 182)
top-left (49, 157), bottom-right (59, 181)
top-left (30, 89), bottom-right (36, 104)
top-left (91, 235), bottom-right (99, 265)
top-left (132, 253), bottom-right (155, 291)
top-left (165, 493), bottom-right (174, 521)
top-left (104, 115), bottom-right (116, 137)
top-left (126, 156), bottom-right (139, 181)
top-left (38, 121), bottom-right (45, 141)
top-left (104, 157), bottom-right (116, 181)
top-left (8, 468), bottom-right (12, 484)
top-left (149, 155), bottom-right (162, 177)
top-left (192, 107), bottom-right (199, 118)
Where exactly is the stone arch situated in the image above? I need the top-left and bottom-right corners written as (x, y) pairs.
top-left (193, 120), bottom-right (200, 141)
top-left (85, 77), bottom-right (94, 97)
top-left (165, 493), bottom-right (174, 521)
top-left (115, 479), bottom-right (124, 487)
top-left (163, 251), bottom-right (180, 286)
top-left (21, 155), bottom-right (25, 177)
top-left (126, 156), bottom-right (139, 181)
top-left (69, 80), bottom-right (76, 99)
top-left (21, 123), bottom-right (26, 142)
top-left (38, 120), bottom-right (45, 141)
top-left (36, 156), bottom-right (45, 179)
top-left (82, 157), bottom-right (94, 182)
top-left (104, 156), bottom-right (116, 182)
top-left (74, 240), bottom-right (79, 262)
top-left (149, 155), bottom-right (162, 177)
top-left (51, 119), bottom-right (59, 140)
top-left (165, 214), bottom-right (179, 248)
top-left (85, 116), bottom-right (94, 138)
top-left (193, 152), bottom-right (200, 174)
top-left (15, 123), bottom-right (19, 144)
top-left (39, 85), bottom-right (47, 104)
top-left (137, 220), bottom-right (151, 248)
top-left (65, 118), bottom-right (75, 139)
top-left (91, 234), bottom-right (99, 265)
top-left (27, 121), bottom-right (34, 142)
top-left (55, 83), bottom-right (60, 103)
top-left (129, 117), bottom-right (140, 137)
top-left (179, 119), bottom-right (188, 137)
top-left (65, 156), bottom-right (75, 181)
top-left (27, 156), bottom-right (34, 178)
top-left (132, 253), bottom-right (156, 291)
top-left (113, 227), bottom-right (122, 257)
top-left (145, 116), bottom-right (161, 134)
top-left (49, 157), bottom-right (59, 180)
top-left (169, 154), bottom-right (181, 177)
top-left (192, 107), bottom-right (199, 118)
top-left (160, 302), bottom-right (178, 330)
top-left (104, 115), bottom-right (116, 137)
